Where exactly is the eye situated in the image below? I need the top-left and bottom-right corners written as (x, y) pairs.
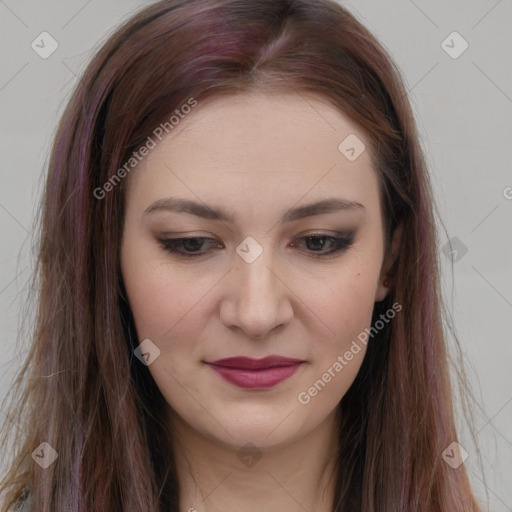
top-left (158, 236), bottom-right (222, 257)
top-left (158, 232), bottom-right (355, 259)
top-left (290, 232), bottom-right (355, 257)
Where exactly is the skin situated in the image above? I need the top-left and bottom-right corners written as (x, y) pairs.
top-left (120, 91), bottom-right (402, 512)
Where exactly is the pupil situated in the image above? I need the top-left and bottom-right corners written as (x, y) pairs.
top-left (184, 238), bottom-right (202, 251)
top-left (307, 236), bottom-right (326, 251)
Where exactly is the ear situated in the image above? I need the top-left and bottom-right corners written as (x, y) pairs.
top-left (375, 220), bottom-right (403, 302)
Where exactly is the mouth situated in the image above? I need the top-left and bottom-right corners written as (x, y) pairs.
top-left (204, 356), bottom-right (305, 389)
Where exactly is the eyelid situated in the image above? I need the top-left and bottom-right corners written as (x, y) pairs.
top-left (157, 231), bottom-right (355, 259)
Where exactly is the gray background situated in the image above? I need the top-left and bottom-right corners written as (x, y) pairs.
top-left (0, 0), bottom-right (511, 509)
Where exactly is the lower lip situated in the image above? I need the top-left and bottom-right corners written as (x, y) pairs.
top-left (207, 363), bottom-right (303, 389)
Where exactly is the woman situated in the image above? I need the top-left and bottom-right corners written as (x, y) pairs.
top-left (0, 0), bottom-right (485, 510)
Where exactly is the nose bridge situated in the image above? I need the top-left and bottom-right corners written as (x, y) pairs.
top-left (235, 242), bottom-right (279, 307)
top-left (225, 239), bottom-right (292, 336)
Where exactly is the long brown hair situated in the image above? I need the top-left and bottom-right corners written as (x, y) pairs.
top-left (0, 0), bottom-right (485, 510)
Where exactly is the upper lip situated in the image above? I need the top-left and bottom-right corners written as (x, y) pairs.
top-left (206, 356), bottom-right (304, 370)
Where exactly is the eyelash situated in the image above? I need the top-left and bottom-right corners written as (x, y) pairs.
top-left (158, 233), bottom-right (355, 259)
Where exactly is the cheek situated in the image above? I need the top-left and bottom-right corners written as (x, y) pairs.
top-left (293, 265), bottom-right (379, 411)
top-left (295, 265), bottom-right (379, 349)
top-left (293, 275), bottom-right (376, 413)
top-left (120, 238), bottom-right (206, 342)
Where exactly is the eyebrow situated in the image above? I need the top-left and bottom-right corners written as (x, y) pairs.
top-left (144, 197), bottom-right (365, 224)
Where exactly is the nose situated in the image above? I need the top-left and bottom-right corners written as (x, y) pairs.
top-left (219, 250), bottom-right (294, 340)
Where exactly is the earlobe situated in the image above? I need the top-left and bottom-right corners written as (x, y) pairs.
top-left (374, 278), bottom-right (390, 302)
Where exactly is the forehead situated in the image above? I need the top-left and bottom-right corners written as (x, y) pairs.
top-left (123, 91), bottom-right (379, 219)
top-left (147, 91), bottom-right (370, 164)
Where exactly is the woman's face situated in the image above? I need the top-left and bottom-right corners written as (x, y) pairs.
top-left (120, 91), bottom-right (392, 451)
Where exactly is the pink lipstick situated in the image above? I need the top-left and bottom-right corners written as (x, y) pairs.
top-left (205, 356), bottom-right (304, 389)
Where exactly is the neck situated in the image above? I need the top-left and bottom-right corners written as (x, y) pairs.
top-left (167, 408), bottom-right (340, 512)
